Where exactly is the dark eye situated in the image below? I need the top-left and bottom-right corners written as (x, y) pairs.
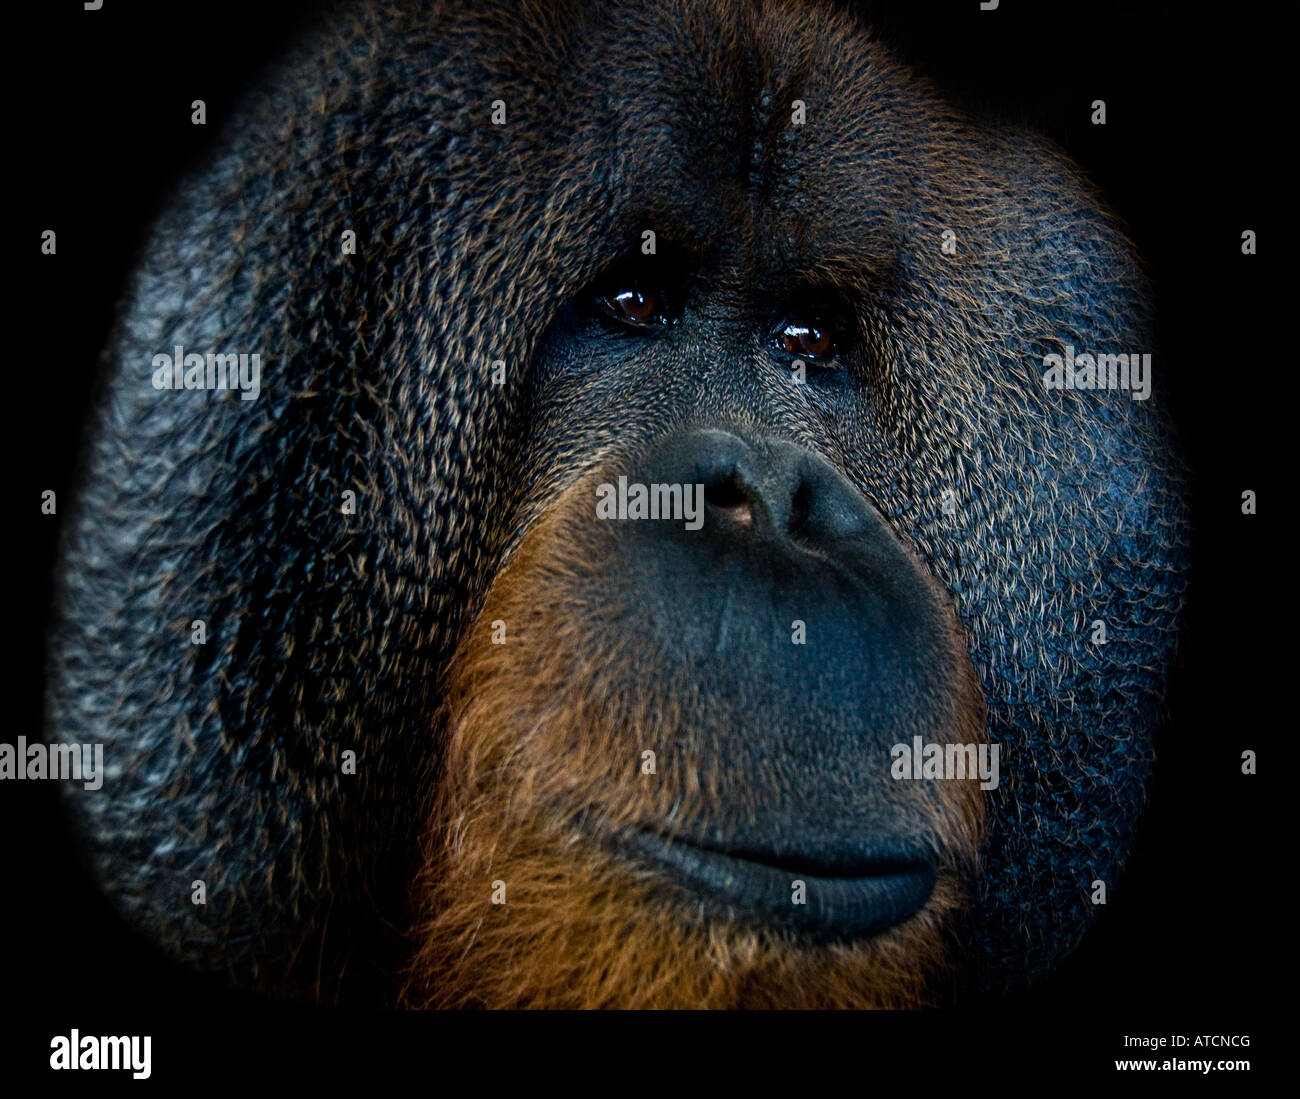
top-left (597, 285), bottom-right (670, 327)
top-left (584, 245), bottom-right (693, 333)
top-left (770, 315), bottom-right (840, 360)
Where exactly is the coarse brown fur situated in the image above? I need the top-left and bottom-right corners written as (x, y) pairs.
top-left (403, 475), bottom-right (985, 1008)
top-left (48, 0), bottom-right (1189, 1008)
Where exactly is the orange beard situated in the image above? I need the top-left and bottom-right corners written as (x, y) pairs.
top-left (402, 497), bottom-right (986, 1009)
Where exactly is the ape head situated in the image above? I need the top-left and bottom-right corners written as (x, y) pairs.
top-left (48, 0), bottom-right (1188, 1008)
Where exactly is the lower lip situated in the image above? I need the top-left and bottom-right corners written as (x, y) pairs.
top-left (616, 830), bottom-right (937, 942)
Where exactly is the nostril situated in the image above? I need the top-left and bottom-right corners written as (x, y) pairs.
top-left (705, 472), bottom-right (755, 527)
top-left (705, 475), bottom-right (746, 509)
top-left (788, 480), bottom-right (813, 535)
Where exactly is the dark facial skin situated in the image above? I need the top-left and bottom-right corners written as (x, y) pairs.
top-left (513, 253), bottom-right (988, 940)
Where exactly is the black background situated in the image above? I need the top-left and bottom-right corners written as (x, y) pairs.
top-left (12, 0), bottom-right (1276, 1083)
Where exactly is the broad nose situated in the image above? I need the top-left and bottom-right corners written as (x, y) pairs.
top-left (642, 427), bottom-right (874, 544)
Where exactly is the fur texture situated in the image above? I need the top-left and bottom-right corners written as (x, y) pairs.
top-left (403, 476), bottom-right (985, 1008)
top-left (47, 0), bottom-right (1188, 1004)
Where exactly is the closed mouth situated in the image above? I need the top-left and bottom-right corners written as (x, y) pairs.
top-left (613, 828), bottom-right (937, 943)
